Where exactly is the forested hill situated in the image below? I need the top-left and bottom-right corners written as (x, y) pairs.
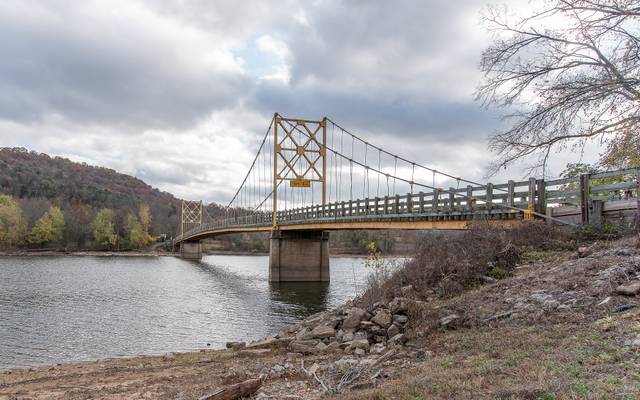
top-left (0, 147), bottom-right (186, 248)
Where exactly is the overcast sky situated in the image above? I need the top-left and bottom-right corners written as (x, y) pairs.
top-left (0, 0), bottom-right (598, 202)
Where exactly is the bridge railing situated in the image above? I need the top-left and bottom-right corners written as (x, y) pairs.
top-left (175, 167), bottom-right (639, 242)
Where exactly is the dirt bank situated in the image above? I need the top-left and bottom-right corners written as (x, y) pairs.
top-left (1, 238), bottom-right (639, 399)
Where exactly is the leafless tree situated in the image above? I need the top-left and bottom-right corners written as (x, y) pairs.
top-left (477, 0), bottom-right (640, 175)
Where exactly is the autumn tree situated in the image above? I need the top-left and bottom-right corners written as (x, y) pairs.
top-left (125, 212), bottom-right (152, 249)
top-left (28, 206), bottom-right (65, 247)
top-left (478, 0), bottom-right (640, 174)
top-left (0, 195), bottom-right (27, 248)
top-left (138, 203), bottom-right (152, 234)
top-left (91, 208), bottom-right (118, 250)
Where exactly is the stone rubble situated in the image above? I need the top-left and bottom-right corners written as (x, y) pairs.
top-left (242, 297), bottom-right (418, 358)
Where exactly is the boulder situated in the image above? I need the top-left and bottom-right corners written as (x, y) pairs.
top-left (389, 333), bottom-right (406, 344)
top-left (311, 324), bottom-right (336, 339)
top-left (237, 348), bottom-right (272, 357)
top-left (370, 343), bottom-right (386, 354)
top-left (400, 285), bottom-right (415, 297)
top-left (577, 246), bottom-right (591, 258)
top-left (439, 314), bottom-right (460, 328)
top-left (616, 282), bottom-right (640, 296)
top-left (295, 327), bottom-right (314, 340)
top-left (389, 297), bottom-right (409, 314)
top-left (247, 337), bottom-right (288, 349)
top-left (342, 307), bottom-right (369, 329)
top-left (225, 341), bottom-right (246, 350)
top-left (349, 338), bottom-right (370, 350)
top-left (354, 348), bottom-right (366, 356)
top-left (289, 341), bottom-right (318, 354)
top-left (371, 309), bottom-right (392, 328)
top-left (373, 335), bottom-right (387, 343)
top-left (342, 331), bottom-right (355, 342)
top-left (393, 314), bottom-right (409, 324)
top-left (315, 341), bottom-right (328, 351)
top-left (387, 323), bottom-right (400, 338)
top-left (325, 341), bottom-right (341, 352)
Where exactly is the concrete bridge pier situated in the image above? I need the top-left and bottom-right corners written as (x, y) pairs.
top-left (180, 240), bottom-right (202, 260)
top-left (269, 230), bottom-right (330, 282)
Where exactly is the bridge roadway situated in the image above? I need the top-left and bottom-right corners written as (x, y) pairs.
top-left (173, 167), bottom-right (639, 283)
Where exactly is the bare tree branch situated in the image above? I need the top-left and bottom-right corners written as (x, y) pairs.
top-left (478, 0), bottom-right (640, 175)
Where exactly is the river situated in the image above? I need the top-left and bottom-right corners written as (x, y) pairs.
top-left (0, 255), bottom-right (382, 369)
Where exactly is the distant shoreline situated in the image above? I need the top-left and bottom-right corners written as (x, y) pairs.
top-left (0, 249), bottom-right (377, 258)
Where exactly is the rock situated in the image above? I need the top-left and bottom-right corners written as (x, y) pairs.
top-left (615, 248), bottom-right (633, 256)
top-left (305, 363), bottom-right (320, 377)
top-left (354, 348), bottom-right (366, 356)
top-left (400, 285), bottom-right (415, 297)
top-left (542, 300), bottom-right (560, 311)
top-left (359, 321), bottom-right (375, 329)
top-left (597, 296), bottom-right (611, 306)
top-left (387, 323), bottom-right (400, 338)
top-left (286, 352), bottom-right (303, 359)
top-left (439, 314), bottom-right (460, 328)
top-left (272, 364), bottom-right (285, 373)
top-left (237, 349), bottom-right (271, 357)
top-left (226, 341), bottom-right (246, 350)
top-left (389, 333), bottom-right (406, 344)
top-left (616, 282), bottom-right (640, 296)
top-left (373, 335), bottom-right (387, 343)
top-left (625, 334), bottom-right (640, 348)
top-left (295, 327), bottom-right (313, 340)
top-left (315, 341), bottom-right (328, 351)
top-left (371, 309), bottom-right (393, 328)
top-left (333, 357), bottom-right (358, 370)
top-left (342, 307), bottom-right (369, 329)
top-left (613, 304), bottom-right (637, 313)
top-left (480, 275), bottom-right (498, 283)
top-left (350, 338), bottom-right (370, 350)
top-left (372, 301), bottom-right (386, 309)
top-left (370, 343), bottom-right (386, 354)
top-left (335, 329), bottom-right (344, 341)
top-left (289, 340), bottom-right (319, 354)
top-left (371, 327), bottom-right (387, 337)
top-left (325, 341), bottom-right (341, 352)
top-left (353, 331), bottom-right (368, 340)
top-left (393, 314), bottom-right (409, 325)
top-left (389, 297), bottom-right (409, 314)
top-left (577, 246), bottom-right (591, 258)
top-left (247, 337), bottom-right (289, 349)
top-left (342, 331), bottom-right (355, 342)
top-left (311, 324), bottom-right (336, 338)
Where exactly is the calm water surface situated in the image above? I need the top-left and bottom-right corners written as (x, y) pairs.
top-left (0, 255), bottom-right (376, 369)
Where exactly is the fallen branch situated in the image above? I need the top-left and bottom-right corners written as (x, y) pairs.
top-left (336, 349), bottom-right (396, 391)
top-left (199, 377), bottom-right (262, 400)
top-left (301, 359), bottom-right (333, 394)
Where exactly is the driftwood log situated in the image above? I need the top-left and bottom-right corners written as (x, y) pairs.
top-left (199, 378), bottom-right (262, 400)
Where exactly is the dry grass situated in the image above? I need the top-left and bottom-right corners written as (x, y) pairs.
top-left (360, 221), bottom-right (575, 306)
top-left (340, 310), bottom-right (640, 400)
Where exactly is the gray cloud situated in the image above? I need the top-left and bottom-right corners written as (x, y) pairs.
top-left (0, 0), bottom-right (572, 204)
top-left (0, 1), bottom-right (250, 129)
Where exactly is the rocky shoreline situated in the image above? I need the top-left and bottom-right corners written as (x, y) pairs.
top-left (1, 238), bottom-right (639, 399)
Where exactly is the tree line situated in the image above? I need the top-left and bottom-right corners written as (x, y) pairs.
top-left (0, 194), bottom-right (154, 251)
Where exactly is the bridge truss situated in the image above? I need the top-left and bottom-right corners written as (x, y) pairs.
top-left (174, 114), bottom-right (639, 243)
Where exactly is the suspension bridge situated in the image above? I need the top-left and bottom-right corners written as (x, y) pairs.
top-left (173, 113), bottom-right (640, 282)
